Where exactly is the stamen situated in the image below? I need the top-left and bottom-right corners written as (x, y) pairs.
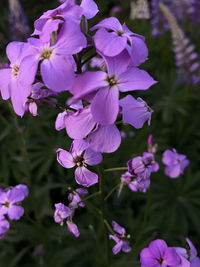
top-left (106, 75), bottom-right (119, 88)
top-left (40, 48), bottom-right (54, 60)
top-left (12, 64), bottom-right (19, 78)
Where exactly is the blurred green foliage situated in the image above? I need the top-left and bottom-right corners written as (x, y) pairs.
top-left (0, 0), bottom-right (200, 266)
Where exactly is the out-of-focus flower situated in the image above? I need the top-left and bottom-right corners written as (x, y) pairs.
top-left (109, 221), bottom-right (131, 255)
top-left (9, 0), bottom-right (30, 41)
top-left (159, 2), bottom-right (200, 85)
top-left (162, 149), bottom-right (189, 178)
top-left (130, 0), bottom-right (150, 20)
top-left (0, 184), bottom-right (28, 220)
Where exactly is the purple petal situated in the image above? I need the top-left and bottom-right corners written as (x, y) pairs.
top-left (70, 139), bottom-right (89, 156)
top-left (120, 95), bottom-right (153, 129)
top-left (29, 102), bottom-right (38, 116)
top-left (149, 239), bottom-right (168, 259)
top-left (130, 36), bottom-right (148, 66)
top-left (6, 42), bottom-right (30, 64)
top-left (84, 148), bottom-right (102, 166)
top-left (162, 150), bottom-right (176, 165)
top-left (7, 188), bottom-right (26, 203)
top-left (88, 124), bottom-right (121, 153)
top-left (112, 220), bottom-right (125, 235)
top-left (118, 67), bottom-right (157, 92)
top-left (55, 20), bottom-right (87, 54)
top-left (10, 80), bottom-right (31, 117)
top-left (91, 17), bottom-right (122, 31)
top-left (75, 166), bottom-right (98, 187)
top-left (140, 248), bottom-right (160, 267)
top-left (93, 28), bottom-right (127, 57)
top-left (55, 111), bottom-right (69, 131)
top-left (80, 0), bottom-right (99, 19)
top-left (0, 68), bottom-right (12, 100)
top-left (8, 205), bottom-right (24, 220)
top-left (40, 19), bottom-right (62, 43)
top-left (91, 86), bottom-right (119, 125)
top-left (164, 247), bottom-right (181, 266)
top-left (41, 55), bottom-right (75, 92)
top-left (121, 240), bottom-right (131, 253)
top-left (56, 148), bottom-right (75, 168)
top-left (186, 238), bottom-right (197, 258)
top-left (112, 240), bottom-right (123, 255)
top-left (104, 49), bottom-right (130, 77)
top-left (65, 106), bottom-right (96, 139)
top-left (18, 55), bottom-right (39, 86)
top-left (14, 184), bottom-right (29, 198)
top-left (165, 165), bottom-right (181, 178)
top-left (72, 71), bottom-right (107, 99)
top-left (67, 221), bottom-right (80, 237)
top-left (191, 257), bottom-right (200, 267)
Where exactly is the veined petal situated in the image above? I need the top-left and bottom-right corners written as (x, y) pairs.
top-left (88, 124), bottom-right (121, 153)
top-left (7, 188), bottom-right (26, 203)
top-left (65, 106), bottom-right (96, 139)
top-left (55, 20), bottom-right (87, 54)
top-left (140, 248), bottom-right (159, 267)
top-left (118, 67), bottom-right (157, 92)
top-left (70, 139), bottom-right (89, 156)
top-left (84, 148), bottom-right (102, 166)
top-left (41, 54), bottom-right (75, 92)
top-left (130, 36), bottom-right (148, 66)
top-left (56, 148), bottom-right (75, 168)
top-left (72, 71), bottom-right (107, 99)
top-left (6, 42), bottom-right (30, 64)
top-left (149, 239), bottom-right (167, 259)
top-left (75, 166), bottom-right (98, 187)
top-left (93, 28), bottom-right (127, 57)
top-left (91, 17), bottom-right (122, 31)
top-left (55, 111), bottom-right (69, 131)
top-left (91, 86), bottom-right (119, 125)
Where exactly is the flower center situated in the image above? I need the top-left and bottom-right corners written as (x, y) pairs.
top-left (106, 75), bottom-right (119, 88)
top-left (40, 48), bottom-right (54, 60)
top-left (4, 201), bottom-right (10, 208)
top-left (75, 156), bottom-right (87, 167)
top-left (12, 64), bottom-right (19, 78)
top-left (116, 30), bottom-right (124, 37)
top-left (157, 258), bottom-right (164, 265)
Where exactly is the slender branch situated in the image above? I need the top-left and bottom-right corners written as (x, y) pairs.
top-left (104, 183), bottom-right (121, 202)
top-left (104, 167), bottom-right (128, 173)
top-left (104, 219), bottom-right (115, 235)
top-left (81, 191), bottom-right (100, 203)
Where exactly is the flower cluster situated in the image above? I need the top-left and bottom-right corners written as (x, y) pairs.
top-left (54, 188), bottom-right (88, 237)
top-left (140, 238), bottom-right (200, 267)
top-left (0, 184), bottom-right (29, 238)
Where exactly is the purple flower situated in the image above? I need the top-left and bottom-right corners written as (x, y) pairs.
top-left (57, 139), bottom-right (102, 187)
top-left (0, 185), bottom-right (28, 220)
top-left (72, 50), bottom-right (156, 125)
top-left (121, 171), bottom-right (150, 193)
top-left (140, 239), bottom-right (181, 267)
top-left (54, 203), bottom-right (72, 224)
top-left (109, 221), bottom-right (131, 255)
top-left (162, 149), bottom-right (189, 178)
top-left (90, 17), bottom-right (148, 65)
top-left (119, 95), bottom-right (153, 129)
top-left (0, 41), bottom-right (36, 116)
top-left (174, 238), bottom-right (200, 267)
top-left (68, 188), bottom-right (88, 208)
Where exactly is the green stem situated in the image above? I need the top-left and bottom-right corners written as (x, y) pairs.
top-left (97, 164), bottom-right (110, 265)
top-left (104, 167), bottom-right (128, 173)
top-left (104, 183), bottom-right (121, 201)
top-left (8, 103), bottom-right (31, 186)
top-left (81, 191), bottom-right (100, 203)
top-left (81, 52), bottom-right (97, 66)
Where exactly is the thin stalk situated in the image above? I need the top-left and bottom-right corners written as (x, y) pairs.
top-left (81, 52), bottom-right (97, 66)
top-left (97, 164), bottom-right (110, 265)
top-left (104, 183), bottom-right (121, 202)
top-left (8, 103), bottom-right (31, 186)
top-left (104, 167), bottom-right (128, 173)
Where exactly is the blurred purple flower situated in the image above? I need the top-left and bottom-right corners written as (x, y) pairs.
top-left (109, 221), bottom-right (131, 255)
top-left (162, 149), bottom-right (189, 178)
top-left (0, 184), bottom-right (28, 220)
top-left (68, 188), bottom-right (88, 208)
top-left (0, 214), bottom-right (10, 239)
top-left (54, 203), bottom-right (72, 224)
